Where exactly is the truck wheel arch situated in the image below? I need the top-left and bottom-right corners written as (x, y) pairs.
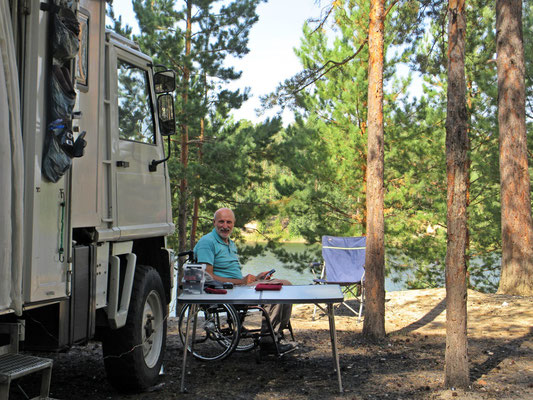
top-left (101, 264), bottom-right (167, 391)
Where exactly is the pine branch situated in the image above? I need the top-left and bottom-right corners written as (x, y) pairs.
top-left (262, 0), bottom-right (399, 110)
top-left (310, 2), bottom-right (335, 35)
top-left (294, 38), bottom-right (368, 95)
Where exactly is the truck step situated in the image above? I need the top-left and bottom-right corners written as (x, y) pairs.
top-left (0, 353), bottom-right (53, 400)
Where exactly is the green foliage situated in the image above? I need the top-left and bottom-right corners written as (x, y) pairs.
top-left (259, 0), bottom-right (532, 292)
top-left (270, 2), bottom-right (372, 246)
top-left (263, 1), bottom-right (427, 276)
top-left (106, 1), bottom-right (533, 292)
top-left (191, 118), bottom-right (283, 219)
top-left (403, 0), bottom-right (504, 292)
top-left (109, 0), bottom-right (271, 252)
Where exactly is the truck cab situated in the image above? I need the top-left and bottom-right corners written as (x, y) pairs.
top-left (1, 0), bottom-right (176, 393)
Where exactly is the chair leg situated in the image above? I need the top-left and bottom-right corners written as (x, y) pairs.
top-left (312, 303), bottom-right (327, 320)
top-left (286, 320), bottom-right (295, 341)
top-left (340, 301), bottom-right (360, 317)
top-left (357, 285), bottom-right (365, 323)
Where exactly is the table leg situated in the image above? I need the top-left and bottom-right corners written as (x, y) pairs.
top-left (327, 303), bottom-right (343, 393)
top-left (180, 303), bottom-right (198, 393)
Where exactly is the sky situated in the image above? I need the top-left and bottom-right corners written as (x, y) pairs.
top-left (110, 0), bottom-right (325, 124)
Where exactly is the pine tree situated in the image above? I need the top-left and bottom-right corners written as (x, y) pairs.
top-left (496, 0), bottom-right (533, 296)
top-left (122, 0), bottom-right (265, 254)
top-left (444, 0), bottom-right (469, 388)
top-left (363, 0), bottom-right (386, 340)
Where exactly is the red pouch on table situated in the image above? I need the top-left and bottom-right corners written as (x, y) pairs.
top-left (255, 283), bottom-right (283, 291)
top-left (204, 287), bottom-right (227, 294)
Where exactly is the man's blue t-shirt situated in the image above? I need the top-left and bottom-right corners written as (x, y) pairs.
top-left (193, 229), bottom-right (243, 279)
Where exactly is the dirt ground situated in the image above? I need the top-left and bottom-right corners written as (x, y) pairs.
top-left (11, 288), bottom-right (533, 400)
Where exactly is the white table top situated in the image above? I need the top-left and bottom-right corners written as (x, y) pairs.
top-left (177, 284), bottom-right (344, 305)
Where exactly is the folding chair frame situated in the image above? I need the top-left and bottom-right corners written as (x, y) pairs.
top-left (311, 236), bottom-right (366, 323)
top-left (313, 268), bottom-right (365, 323)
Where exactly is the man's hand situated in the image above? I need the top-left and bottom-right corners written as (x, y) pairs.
top-left (241, 274), bottom-right (257, 285)
top-left (255, 271), bottom-right (268, 280)
top-left (256, 269), bottom-right (275, 280)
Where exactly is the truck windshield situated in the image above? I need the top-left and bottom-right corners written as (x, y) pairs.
top-left (117, 59), bottom-right (155, 144)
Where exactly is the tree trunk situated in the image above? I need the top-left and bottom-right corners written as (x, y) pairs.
top-left (178, 0), bottom-right (192, 258)
top-left (190, 68), bottom-right (208, 250)
top-left (444, 0), bottom-right (469, 389)
top-left (190, 117), bottom-right (204, 249)
top-left (362, 0), bottom-right (385, 341)
top-left (190, 197), bottom-right (200, 249)
top-left (496, 0), bottom-right (533, 296)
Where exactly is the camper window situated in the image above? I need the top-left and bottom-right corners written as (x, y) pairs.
top-left (117, 59), bottom-right (156, 145)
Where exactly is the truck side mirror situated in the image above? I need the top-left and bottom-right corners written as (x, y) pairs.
top-left (158, 94), bottom-right (175, 136)
top-left (154, 69), bottom-right (176, 94)
top-left (150, 93), bottom-right (175, 171)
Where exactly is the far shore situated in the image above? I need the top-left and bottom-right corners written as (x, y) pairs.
top-left (240, 232), bottom-right (309, 244)
top-left (242, 239), bottom-right (309, 244)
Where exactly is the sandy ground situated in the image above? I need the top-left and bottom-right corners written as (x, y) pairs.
top-left (9, 288), bottom-right (533, 399)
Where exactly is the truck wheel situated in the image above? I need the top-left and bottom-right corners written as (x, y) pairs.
top-left (102, 264), bottom-right (167, 392)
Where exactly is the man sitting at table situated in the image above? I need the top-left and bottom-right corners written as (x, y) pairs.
top-left (193, 207), bottom-right (296, 355)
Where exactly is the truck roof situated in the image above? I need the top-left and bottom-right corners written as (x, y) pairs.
top-left (105, 30), bottom-right (152, 64)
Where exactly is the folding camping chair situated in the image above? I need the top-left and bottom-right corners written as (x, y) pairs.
top-left (313, 236), bottom-right (366, 322)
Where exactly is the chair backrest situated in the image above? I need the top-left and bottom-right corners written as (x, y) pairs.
top-left (322, 236), bottom-right (366, 283)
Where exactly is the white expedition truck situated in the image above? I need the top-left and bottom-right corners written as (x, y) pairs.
top-left (1, 0), bottom-right (176, 395)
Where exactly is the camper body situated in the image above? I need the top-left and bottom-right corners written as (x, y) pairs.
top-left (1, 0), bottom-right (176, 393)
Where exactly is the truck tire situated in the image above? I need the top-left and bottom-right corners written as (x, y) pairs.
top-left (102, 264), bottom-right (167, 392)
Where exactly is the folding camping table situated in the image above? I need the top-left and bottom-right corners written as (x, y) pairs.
top-left (178, 284), bottom-right (345, 393)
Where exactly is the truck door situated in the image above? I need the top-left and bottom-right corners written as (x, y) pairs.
top-left (107, 42), bottom-right (171, 239)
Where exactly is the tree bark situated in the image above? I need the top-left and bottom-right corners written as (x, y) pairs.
top-left (190, 117), bottom-right (204, 249)
top-left (178, 0), bottom-right (192, 259)
top-left (445, 0), bottom-right (469, 389)
top-left (496, 0), bottom-right (533, 296)
top-left (362, 0), bottom-right (386, 341)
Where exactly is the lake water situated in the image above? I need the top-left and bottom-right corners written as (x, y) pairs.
top-left (242, 242), bottom-right (408, 292)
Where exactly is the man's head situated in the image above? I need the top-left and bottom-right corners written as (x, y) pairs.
top-left (213, 208), bottom-right (235, 243)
